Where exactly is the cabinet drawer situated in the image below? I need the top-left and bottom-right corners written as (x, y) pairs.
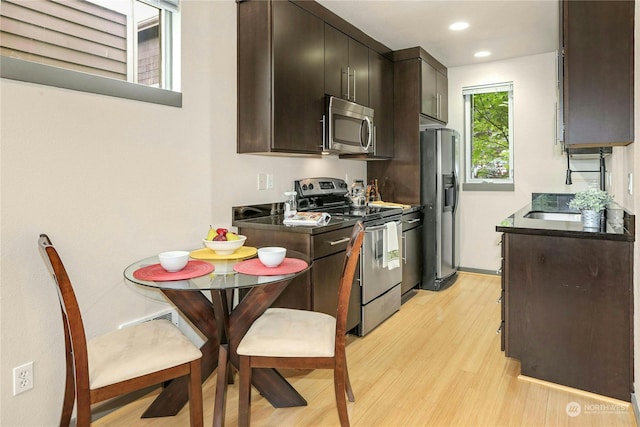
top-left (311, 226), bottom-right (354, 259)
top-left (402, 210), bottom-right (423, 232)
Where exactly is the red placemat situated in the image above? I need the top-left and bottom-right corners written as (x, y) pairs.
top-left (133, 260), bottom-right (214, 281)
top-left (233, 258), bottom-right (308, 276)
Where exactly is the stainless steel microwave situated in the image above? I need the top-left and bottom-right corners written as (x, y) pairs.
top-left (324, 96), bottom-right (374, 154)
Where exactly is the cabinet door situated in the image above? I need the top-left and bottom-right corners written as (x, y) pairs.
top-left (324, 24), bottom-right (369, 106)
top-left (349, 38), bottom-right (369, 106)
top-left (312, 252), bottom-right (361, 332)
top-left (272, 1), bottom-right (325, 154)
top-left (420, 60), bottom-right (437, 118)
top-left (368, 50), bottom-right (393, 158)
top-left (563, 0), bottom-right (634, 147)
top-left (507, 233), bottom-right (632, 401)
top-left (324, 24), bottom-right (349, 100)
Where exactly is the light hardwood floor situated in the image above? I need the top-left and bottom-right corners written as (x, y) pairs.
top-left (93, 273), bottom-right (637, 426)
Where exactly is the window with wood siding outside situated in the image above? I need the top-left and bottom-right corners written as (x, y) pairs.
top-left (0, 0), bottom-right (180, 106)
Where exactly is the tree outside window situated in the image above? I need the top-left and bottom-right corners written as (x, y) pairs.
top-left (463, 82), bottom-right (514, 191)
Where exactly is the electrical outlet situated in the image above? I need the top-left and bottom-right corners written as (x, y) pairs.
top-left (266, 174), bottom-right (274, 189)
top-left (13, 362), bottom-right (33, 396)
top-left (257, 173), bottom-right (267, 190)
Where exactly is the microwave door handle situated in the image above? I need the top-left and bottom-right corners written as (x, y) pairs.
top-left (361, 116), bottom-right (373, 151)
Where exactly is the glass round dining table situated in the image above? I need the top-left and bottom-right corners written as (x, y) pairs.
top-left (123, 249), bottom-right (311, 427)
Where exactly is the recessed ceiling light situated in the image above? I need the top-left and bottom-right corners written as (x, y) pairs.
top-left (474, 51), bottom-right (491, 58)
top-left (449, 22), bottom-right (469, 31)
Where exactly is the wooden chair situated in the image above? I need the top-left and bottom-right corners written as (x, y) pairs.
top-left (236, 221), bottom-right (365, 427)
top-left (38, 234), bottom-right (204, 427)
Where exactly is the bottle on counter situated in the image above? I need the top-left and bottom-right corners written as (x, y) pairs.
top-left (284, 191), bottom-right (297, 218)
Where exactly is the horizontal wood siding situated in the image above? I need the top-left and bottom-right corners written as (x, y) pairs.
top-left (1, 0), bottom-right (127, 80)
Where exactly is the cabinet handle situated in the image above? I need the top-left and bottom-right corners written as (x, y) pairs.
top-left (352, 69), bottom-right (356, 102)
top-left (373, 124), bottom-right (377, 154)
top-left (406, 218), bottom-right (421, 224)
top-left (341, 68), bottom-right (349, 99)
top-left (346, 67), bottom-right (351, 100)
top-left (402, 234), bottom-right (407, 263)
top-left (329, 237), bottom-right (350, 246)
top-left (496, 324), bottom-right (503, 335)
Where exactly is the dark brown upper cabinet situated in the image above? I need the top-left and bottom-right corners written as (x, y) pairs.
top-left (421, 60), bottom-right (448, 123)
top-left (367, 47), bottom-right (447, 203)
top-left (561, 0), bottom-right (634, 147)
top-left (324, 24), bottom-right (369, 106)
top-left (340, 49), bottom-right (394, 160)
top-left (238, 0), bottom-right (325, 155)
top-left (367, 50), bottom-right (394, 158)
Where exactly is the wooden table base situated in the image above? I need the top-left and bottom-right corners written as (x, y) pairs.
top-left (141, 279), bottom-right (307, 420)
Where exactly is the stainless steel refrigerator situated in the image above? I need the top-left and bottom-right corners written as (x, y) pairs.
top-left (420, 128), bottom-right (460, 291)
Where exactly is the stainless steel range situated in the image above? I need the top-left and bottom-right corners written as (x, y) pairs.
top-left (295, 177), bottom-right (403, 336)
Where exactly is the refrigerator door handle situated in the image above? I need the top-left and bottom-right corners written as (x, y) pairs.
top-left (452, 169), bottom-right (459, 213)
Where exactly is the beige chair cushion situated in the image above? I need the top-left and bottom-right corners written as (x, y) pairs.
top-left (237, 308), bottom-right (336, 358)
top-left (87, 319), bottom-right (202, 390)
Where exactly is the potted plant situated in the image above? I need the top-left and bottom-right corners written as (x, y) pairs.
top-left (568, 188), bottom-right (613, 228)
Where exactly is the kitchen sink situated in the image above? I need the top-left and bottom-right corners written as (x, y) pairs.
top-left (524, 211), bottom-right (582, 222)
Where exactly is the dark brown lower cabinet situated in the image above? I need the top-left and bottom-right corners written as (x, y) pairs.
top-left (236, 225), bottom-right (360, 332)
top-left (503, 232), bottom-right (633, 402)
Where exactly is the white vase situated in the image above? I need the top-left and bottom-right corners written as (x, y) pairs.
top-left (581, 209), bottom-right (601, 229)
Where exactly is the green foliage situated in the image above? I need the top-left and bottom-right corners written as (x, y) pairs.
top-left (470, 91), bottom-right (510, 179)
top-left (568, 188), bottom-right (613, 212)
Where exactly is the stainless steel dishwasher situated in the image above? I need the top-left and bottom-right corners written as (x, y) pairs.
top-left (401, 207), bottom-right (423, 301)
top-left (358, 214), bottom-right (402, 336)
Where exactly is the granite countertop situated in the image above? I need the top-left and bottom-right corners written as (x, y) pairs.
top-left (233, 213), bottom-right (359, 235)
top-left (496, 193), bottom-right (635, 242)
top-left (232, 202), bottom-right (423, 235)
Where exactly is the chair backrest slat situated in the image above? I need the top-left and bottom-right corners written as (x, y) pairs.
top-left (334, 221), bottom-right (365, 340)
top-left (38, 234), bottom-right (91, 401)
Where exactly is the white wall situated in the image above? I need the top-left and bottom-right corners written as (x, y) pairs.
top-left (0, 1), bottom-right (366, 425)
top-left (449, 52), bottom-right (598, 272)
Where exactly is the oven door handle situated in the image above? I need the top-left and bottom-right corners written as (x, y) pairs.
top-left (365, 220), bottom-right (401, 232)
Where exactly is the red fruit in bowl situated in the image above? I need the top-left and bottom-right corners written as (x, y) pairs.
top-left (216, 228), bottom-right (228, 236)
top-left (213, 234), bottom-right (227, 241)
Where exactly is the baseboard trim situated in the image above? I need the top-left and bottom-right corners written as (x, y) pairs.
top-left (518, 375), bottom-right (631, 407)
top-left (632, 393), bottom-right (640, 423)
top-left (458, 267), bottom-right (500, 276)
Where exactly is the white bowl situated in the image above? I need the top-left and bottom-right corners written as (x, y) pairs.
top-left (203, 235), bottom-right (247, 255)
top-left (258, 247), bottom-right (286, 268)
top-left (158, 251), bottom-right (190, 272)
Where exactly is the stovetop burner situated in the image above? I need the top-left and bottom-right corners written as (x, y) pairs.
top-left (294, 177), bottom-right (402, 223)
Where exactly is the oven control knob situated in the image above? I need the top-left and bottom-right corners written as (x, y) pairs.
top-left (302, 184), bottom-right (308, 191)
top-left (308, 183), bottom-right (314, 191)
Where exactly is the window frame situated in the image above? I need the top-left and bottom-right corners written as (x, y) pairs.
top-left (0, 0), bottom-right (182, 107)
top-left (462, 82), bottom-right (514, 192)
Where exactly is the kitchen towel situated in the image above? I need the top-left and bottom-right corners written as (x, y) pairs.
top-left (385, 221), bottom-right (400, 270)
